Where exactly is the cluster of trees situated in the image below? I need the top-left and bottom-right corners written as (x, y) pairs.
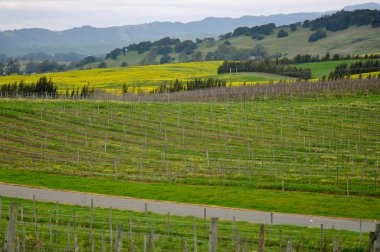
top-left (25, 60), bottom-right (66, 74)
top-left (124, 37), bottom-right (197, 56)
top-left (308, 10), bottom-right (380, 32)
top-left (151, 78), bottom-right (227, 93)
top-left (328, 59), bottom-right (380, 79)
top-left (278, 53), bottom-right (380, 64)
top-left (308, 29), bottom-right (327, 42)
top-left (75, 56), bottom-right (98, 68)
top-left (0, 59), bottom-right (21, 75)
top-left (101, 37), bottom-right (200, 65)
top-left (174, 40), bottom-right (197, 54)
top-left (0, 76), bottom-right (57, 95)
top-left (64, 85), bottom-right (95, 98)
top-left (211, 44), bottom-right (269, 61)
top-left (217, 60), bottom-right (312, 79)
top-left (220, 23), bottom-right (276, 40)
top-left (277, 30), bottom-right (289, 38)
top-left (105, 48), bottom-right (126, 60)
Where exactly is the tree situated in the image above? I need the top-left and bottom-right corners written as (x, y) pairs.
top-left (302, 20), bottom-right (311, 28)
top-left (25, 62), bottom-right (39, 74)
top-left (105, 48), bottom-right (124, 60)
top-left (76, 56), bottom-right (97, 68)
top-left (160, 55), bottom-right (173, 64)
top-left (252, 44), bottom-right (268, 58)
top-left (98, 62), bottom-right (108, 68)
top-left (121, 61), bottom-right (128, 67)
top-left (156, 45), bottom-right (173, 55)
top-left (232, 26), bottom-right (251, 37)
top-left (174, 40), bottom-right (196, 53)
top-left (308, 29), bottom-right (327, 42)
top-left (277, 30), bottom-right (289, 38)
top-left (203, 38), bottom-right (216, 47)
top-left (153, 37), bottom-right (180, 46)
top-left (194, 52), bottom-right (203, 61)
top-left (205, 52), bottom-right (215, 61)
top-left (0, 62), bottom-right (5, 75)
top-left (290, 24), bottom-right (298, 31)
top-left (122, 83), bottom-right (128, 94)
top-left (5, 59), bottom-right (21, 75)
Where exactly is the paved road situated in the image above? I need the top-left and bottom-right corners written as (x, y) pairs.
top-left (0, 183), bottom-right (377, 232)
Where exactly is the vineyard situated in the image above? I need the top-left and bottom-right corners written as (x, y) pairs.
top-left (0, 79), bottom-right (379, 198)
top-left (1, 74), bottom-right (380, 252)
top-left (0, 197), bottom-right (369, 251)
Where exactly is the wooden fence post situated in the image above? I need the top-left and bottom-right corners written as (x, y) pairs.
top-left (193, 218), bottom-right (197, 252)
top-left (374, 224), bottom-right (380, 252)
top-left (209, 217), bottom-right (218, 252)
top-left (3, 203), bottom-right (18, 252)
top-left (286, 237), bottom-right (292, 252)
top-left (279, 226), bottom-right (283, 251)
top-left (258, 224), bottom-right (265, 252)
top-left (102, 231), bottom-right (105, 252)
top-left (320, 224), bottom-right (324, 252)
top-left (270, 212), bottom-right (273, 237)
top-left (182, 238), bottom-right (187, 252)
top-left (109, 206), bottom-right (113, 251)
top-left (333, 236), bottom-right (339, 252)
top-left (204, 208), bottom-right (207, 233)
top-left (368, 224), bottom-right (380, 252)
top-left (0, 195), bottom-right (2, 219)
top-left (116, 224), bottom-right (122, 252)
top-left (54, 230), bottom-right (57, 252)
top-left (148, 224), bottom-right (154, 252)
top-left (74, 234), bottom-right (79, 252)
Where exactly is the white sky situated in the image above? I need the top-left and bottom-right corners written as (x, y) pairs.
top-left (0, 0), bottom-right (378, 31)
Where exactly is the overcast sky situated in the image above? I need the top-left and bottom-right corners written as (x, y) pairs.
top-left (0, 0), bottom-right (378, 31)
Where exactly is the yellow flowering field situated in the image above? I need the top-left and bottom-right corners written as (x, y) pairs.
top-left (0, 61), bottom-right (223, 91)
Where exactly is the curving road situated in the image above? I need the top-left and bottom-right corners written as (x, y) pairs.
top-left (0, 183), bottom-right (377, 232)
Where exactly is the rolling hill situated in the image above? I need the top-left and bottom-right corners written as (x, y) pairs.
top-left (86, 24), bottom-right (380, 68)
top-left (1, 2), bottom-right (379, 57)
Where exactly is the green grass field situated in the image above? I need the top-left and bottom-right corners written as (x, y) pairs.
top-left (293, 59), bottom-right (370, 78)
top-left (0, 196), bottom-right (367, 251)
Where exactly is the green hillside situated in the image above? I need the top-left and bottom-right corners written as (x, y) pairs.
top-left (89, 25), bottom-right (380, 68)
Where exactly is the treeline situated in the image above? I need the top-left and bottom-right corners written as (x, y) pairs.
top-left (308, 9), bottom-right (380, 32)
top-left (63, 85), bottom-right (95, 98)
top-left (219, 23), bottom-right (276, 40)
top-left (113, 37), bottom-right (198, 57)
top-left (217, 60), bottom-right (312, 79)
top-left (278, 53), bottom-right (380, 64)
top-left (0, 76), bottom-right (94, 97)
top-left (150, 78), bottom-right (227, 93)
top-left (328, 60), bottom-right (380, 79)
top-left (0, 76), bottom-right (57, 95)
top-left (217, 10), bottom-right (380, 44)
top-left (25, 60), bottom-right (66, 74)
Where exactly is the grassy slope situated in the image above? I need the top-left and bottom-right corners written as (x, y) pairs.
top-left (293, 59), bottom-right (364, 78)
top-left (109, 25), bottom-right (380, 67)
top-left (227, 25), bottom-right (380, 58)
top-left (0, 94), bottom-right (379, 220)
